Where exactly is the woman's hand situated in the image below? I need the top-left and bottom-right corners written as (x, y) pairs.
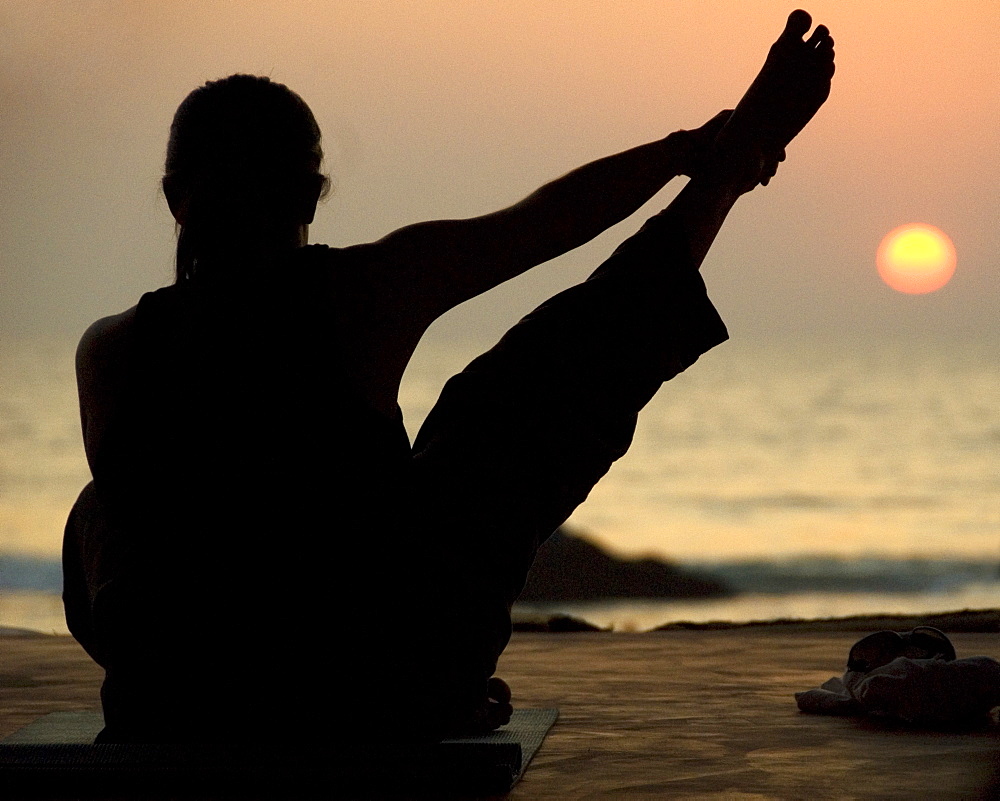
top-left (674, 110), bottom-right (733, 178)
top-left (675, 110), bottom-right (785, 190)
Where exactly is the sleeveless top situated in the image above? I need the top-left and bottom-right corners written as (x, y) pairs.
top-left (90, 247), bottom-right (437, 741)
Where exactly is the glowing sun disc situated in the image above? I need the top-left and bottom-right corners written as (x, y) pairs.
top-left (876, 223), bottom-right (956, 294)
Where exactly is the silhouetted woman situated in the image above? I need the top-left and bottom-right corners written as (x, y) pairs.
top-left (65, 11), bottom-right (833, 743)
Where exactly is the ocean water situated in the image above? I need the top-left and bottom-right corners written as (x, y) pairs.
top-left (1, 334), bottom-right (998, 634)
top-left (403, 336), bottom-right (1000, 562)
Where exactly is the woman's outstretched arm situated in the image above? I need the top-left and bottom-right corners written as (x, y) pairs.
top-left (333, 10), bottom-right (832, 417)
top-left (346, 111), bottom-right (733, 325)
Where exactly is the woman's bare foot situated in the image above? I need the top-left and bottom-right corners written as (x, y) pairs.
top-left (658, 15), bottom-right (833, 266)
top-left (444, 677), bottom-right (514, 737)
top-left (721, 9), bottom-right (835, 156)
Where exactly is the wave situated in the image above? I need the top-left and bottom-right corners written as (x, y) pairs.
top-left (683, 492), bottom-right (940, 514)
top-left (688, 555), bottom-right (1000, 595)
top-left (0, 555), bottom-right (63, 593)
top-left (5, 549), bottom-right (998, 599)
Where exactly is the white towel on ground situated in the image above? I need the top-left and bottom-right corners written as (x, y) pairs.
top-left (796, 629), bottom-right (1000, 726)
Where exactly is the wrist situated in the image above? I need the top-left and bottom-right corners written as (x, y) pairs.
top-left (664, 130), bottom-right (695, 178)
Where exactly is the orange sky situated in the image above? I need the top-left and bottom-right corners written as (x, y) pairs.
top-left (2, 1), bottom-right (997, 349)
top-left (1, 1), bottom-right (998, 562)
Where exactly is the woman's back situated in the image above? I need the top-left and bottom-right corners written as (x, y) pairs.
top-left (79, 246), bottom-right (430, 741)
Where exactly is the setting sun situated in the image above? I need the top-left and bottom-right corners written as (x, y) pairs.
top-left (876, 223), bottom-right (957, 294)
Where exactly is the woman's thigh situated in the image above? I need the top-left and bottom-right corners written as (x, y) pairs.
top-left (410, 211), bottom-right (728, 615)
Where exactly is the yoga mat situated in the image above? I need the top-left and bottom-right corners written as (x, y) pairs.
top-left (0, 708), bottom-right (557, 797)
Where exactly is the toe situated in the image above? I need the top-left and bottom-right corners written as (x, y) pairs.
top-left (821, 48), bottom-right (836, 78)
top-left (486, 697), bottom-right (514, 729)
top-left (487, 676), bottom-right (512, 705)
top-left (494, 702), bottom-right (513, 727)
top-left (783, 9), bottom-right (813, 40)
top-left (806, 24), bottom-right (831, 48)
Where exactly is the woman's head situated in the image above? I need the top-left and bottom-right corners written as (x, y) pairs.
top-left (163, 75), bottom-right (330, 282)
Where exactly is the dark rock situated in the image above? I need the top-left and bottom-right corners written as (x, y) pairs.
top-left (511, 614), bottom-right (607, 633)
top-left (517, 528), bottom-right (731, 602)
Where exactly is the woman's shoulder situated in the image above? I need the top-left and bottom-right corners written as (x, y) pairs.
top-left (280, 243), bottom-right (366, 303)
top-left (299, 241), bottom-right (382, 273)
top-left (77, 306), bottom-right (138, 371)
top-left (76, 307), bottom-right (140, 463)
top-left (293, 242), bottom-right (356, 276)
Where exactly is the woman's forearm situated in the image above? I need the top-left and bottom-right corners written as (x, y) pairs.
top-left (508, 130), bottom-right (695, 261)
top-left (354, 118), bottom-right (724, 327)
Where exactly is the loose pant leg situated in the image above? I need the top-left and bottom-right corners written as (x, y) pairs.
top-left (62, 481), bottom-right (112, 668)
top-left (63, 483), bottom-right (207, 742)
top-left (409, 209), bottom-right (729, 683)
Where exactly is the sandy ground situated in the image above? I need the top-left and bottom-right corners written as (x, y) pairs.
top-left (1, 627), bottom-right (999, 799)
